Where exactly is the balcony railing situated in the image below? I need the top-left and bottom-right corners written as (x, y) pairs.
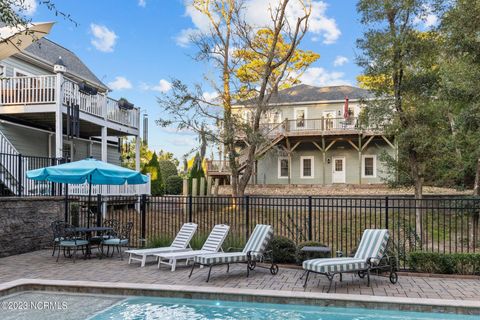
top-left (0, 75), bottom-right (140, 129)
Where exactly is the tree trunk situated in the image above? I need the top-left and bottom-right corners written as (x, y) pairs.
top-left (410, 149), bottom-right (424, 249)
top-left (471, 159), bottom-right (480, 249)
top-left (474, 159), bottom-right (480, 196)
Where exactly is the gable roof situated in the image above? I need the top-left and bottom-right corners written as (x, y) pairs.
top-left (20, 38), bottom-right (108, 90)
top-left (264, 84), bottom-right (373, 104)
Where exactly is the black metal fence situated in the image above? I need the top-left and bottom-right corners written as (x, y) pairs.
top-left (0, 153), bottom-right (63, 196)
top-left (64, 195), bottom-right (480, 269)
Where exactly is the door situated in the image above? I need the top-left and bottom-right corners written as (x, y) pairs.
top-left (294, 108), bottom-right (307, 130)
top-left (332, 157), bottom-right (346, 183)
top-left (323, 111), bottom-right (335, 131)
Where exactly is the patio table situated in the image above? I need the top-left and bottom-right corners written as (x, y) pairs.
top-left (66, 226), bottom-right (114, 258)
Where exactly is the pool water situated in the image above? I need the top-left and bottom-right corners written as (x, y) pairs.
top-left (1, 292), bottom-right (477, 320)
top-left (90, 296), bottom-right (479, 320)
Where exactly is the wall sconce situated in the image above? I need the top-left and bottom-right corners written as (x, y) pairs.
top-left (327, 158), bottom-right (331, 164)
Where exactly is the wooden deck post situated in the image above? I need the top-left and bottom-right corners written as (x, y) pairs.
top-left (322, 136), bottom-right (326, 186)
top-left (358, 135), bottom-right (362, 185)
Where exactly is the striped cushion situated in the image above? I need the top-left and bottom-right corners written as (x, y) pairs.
top-left (303, 258), bottom-right (367, 273)
top-left (243, 224), bottom-right (273, 254)
top-left (195, 252), bottom-right (249, 265)
top-left (354, 229), bottom-right (389, 265)
top-left (171, 223), bottom-right (198, 249)
top-left (102, 238), bottom-right (129, 245)
top-left (194, 224), bottom-right (272, 265)
top-left (201, 224), bottom-right (230, 252)
top-left (59, 240), bottom-right (89, 247)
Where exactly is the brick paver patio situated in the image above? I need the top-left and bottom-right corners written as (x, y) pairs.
top-left (1, 250), bottom-right (479, 301)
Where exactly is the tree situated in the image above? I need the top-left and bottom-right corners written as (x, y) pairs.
top-left (142, 153), bottom-right (164, 196)
top-left (158, 159), bottom-right (178, 181)
top-left (120, 139), bottom-right (153, 171)
top-left (357, 0), bottom-right (446, 244)
top-left (0, 1), bottom-right (75, 29)
top-left (158, 150), bottom-right (180, 167)
top-left (165, 175), bottom-right (183, 195)
top-left (158, 0), bottom-right (316, 196)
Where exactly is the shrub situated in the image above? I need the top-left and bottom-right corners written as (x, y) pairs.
top-left (165, 175), bottom-right (183, 195)
top-left (147, 234), bottom-right (173, 248)
top-left (159, 159), bottom-right (178, 180)
top-left (409, 252), bottom-right (480, 275)
top-left (295, 241), bottom-right (329, 265)
top-left (190, 233), bottom-right (209, 250)
top-left (266, 236), bottom-right (296, 264)
top-left (143, 153), bottom-right (164, 196)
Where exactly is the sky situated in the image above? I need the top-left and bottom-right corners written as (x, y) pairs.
top-left (26, 0), bottom-right (435, 161)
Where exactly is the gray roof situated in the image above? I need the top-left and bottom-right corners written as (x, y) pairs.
top-left (243, 84), bottom-right (373, 105)
top-left (22, 38), bottom-right (108, 90)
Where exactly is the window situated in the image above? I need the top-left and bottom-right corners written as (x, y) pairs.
top-left (301, 156), bottom-right (314, 178)
top-left (278, 157), bottom-right (289, 179)
top-left (362, 155), bottom-right (377, 178)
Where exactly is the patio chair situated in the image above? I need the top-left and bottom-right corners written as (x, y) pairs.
top-left (302, 229), bottom-right (398, 292)
top-left (154, 224), bottom-right (230, 271)
top-left (125, 223), bottom-right (198, 267)
top-left (55, 222), bottom-right (89, 263)
top-left (100, 221), bottom-right (134, 260)
top-left (50, 220), bottom-right (64, 257)
top-left (189, 224), bottom-right (279, 282)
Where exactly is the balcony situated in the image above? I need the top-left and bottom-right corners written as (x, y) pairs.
top-left (0, 75), bottom-right (140, 130)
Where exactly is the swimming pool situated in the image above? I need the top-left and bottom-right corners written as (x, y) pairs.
top-left (1, 289), bottom-right (479, 320)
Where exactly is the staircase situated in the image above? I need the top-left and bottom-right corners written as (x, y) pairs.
top-left (0, 130), bottom-right (28, 195)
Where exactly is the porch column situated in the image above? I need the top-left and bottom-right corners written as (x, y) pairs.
top-left (54, 60), bottom-right (65, 159)
top-left (101, 126), bottom-right (108, 162)
top-left (358, 135), bottom-right (362, 185)
top-left (135, 135), bottom-right (141, 171)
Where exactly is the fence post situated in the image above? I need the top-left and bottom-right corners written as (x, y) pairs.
top-left (308, 196), bottom-right (313, 241)
top-left (385, 196), bottom-right (389, 230)
top-left (17, 154), bottom-right (22, 196)
top-left (245, 195), bottom-right (250, 241)
top-left (188, 194), bottom-right (193, 223)
top-left (140, 194), bottom-right (147, 248)
top-left (96, 194), bottom-right (102, 227)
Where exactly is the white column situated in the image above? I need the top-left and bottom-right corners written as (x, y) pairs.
top-left (135, 135), bottom-right (141, 171)
top-left (55, 72), bottom-right (63, 158)
top-left (101, 126), bottom-right (107, 162)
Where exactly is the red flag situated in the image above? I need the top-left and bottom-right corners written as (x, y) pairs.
top-left (343, 96), bottom-right (349, 119)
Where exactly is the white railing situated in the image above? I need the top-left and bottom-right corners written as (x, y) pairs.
top-left (0, 75), bottom-right (140, 129)
top-left (0, 75), bottom-right (56, 105)
top-left (67, 176), bottom-right (151, 196)
top-left (106, 97), bottom-right (140, 128)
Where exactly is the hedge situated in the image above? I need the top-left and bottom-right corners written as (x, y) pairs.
top-left (409, 252), bottom-right (480, 275)
top-left (267, 236), bottom-right (296, 263)
top-left (295, 241), bottom-right (329, 265)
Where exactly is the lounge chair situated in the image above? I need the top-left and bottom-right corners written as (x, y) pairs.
top-left (189, 224), bottom-right (279, 282)
top-left (125, 223), bottom-right (198, 267)
top-left (302, 229), bottom-right (398, 292)
top-left (154, 224), bottom-right (230, 271)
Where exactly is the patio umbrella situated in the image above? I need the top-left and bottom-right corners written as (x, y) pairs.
top-left (343, 96), bottom-right (350, 120)
top-left (26, 157), bottom-right (148, 227)
top-left (0, 22), bottom-right (54, 60)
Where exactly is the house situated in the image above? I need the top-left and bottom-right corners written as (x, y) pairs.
top-left (0, 37), bottom-right (148, 196)
top-left (206, 84), bottom-right (396, 185)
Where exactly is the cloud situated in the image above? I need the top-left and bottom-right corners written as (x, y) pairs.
top-left (299, 67), bottom-right (350, 86)
top-left (414, 5), bottom-right (438, 28)
top-left (202, 91), bottom-right (219, 103)
top-left (13, 0), bottom-right (37, 16)
top-left (108, 76), bottom-right (132, 90)
top-left (333, 56), bottom-right (348, 67)
top-left (177, 0), bottom-right (340, 46)
top-left (140, 79), bottom-right (172, 93)
top-left (138, 0), bottom-right (146, 7)
top-left (175, 28), bottom-right (201, 47)
top-left (90, 24), bottom-right (118, 52)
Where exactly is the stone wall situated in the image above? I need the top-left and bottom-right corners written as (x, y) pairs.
top-left (0, 197), bottom-right (65, 257)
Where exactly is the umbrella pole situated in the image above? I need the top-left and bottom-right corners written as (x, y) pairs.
top-left (87, 175), bottom-right (92, 228)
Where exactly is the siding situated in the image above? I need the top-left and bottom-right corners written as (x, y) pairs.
top-left (0, 122), bottom-right (50, 156)
top-left (256, 140), bottom-right (393, 185)
top-left (0, 56), bottom-right (52, 77)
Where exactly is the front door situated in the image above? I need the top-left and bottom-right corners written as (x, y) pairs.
top-left (323, 111), bottom-right (336, 130)
top-left (332, 157), bottom-right (346, 183)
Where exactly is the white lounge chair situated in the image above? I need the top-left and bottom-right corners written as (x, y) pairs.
top-left (125, 223), bottom-right (198, 267)
top-left (190, 224), bottom-right (279, 282)
top-left (302, 229), bottom-right (398, 292)
top-left (155, 224), bottom-right (230, 271)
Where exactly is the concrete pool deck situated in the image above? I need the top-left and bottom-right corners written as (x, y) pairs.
top-left (1, 250), bottom-right (479, 314)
